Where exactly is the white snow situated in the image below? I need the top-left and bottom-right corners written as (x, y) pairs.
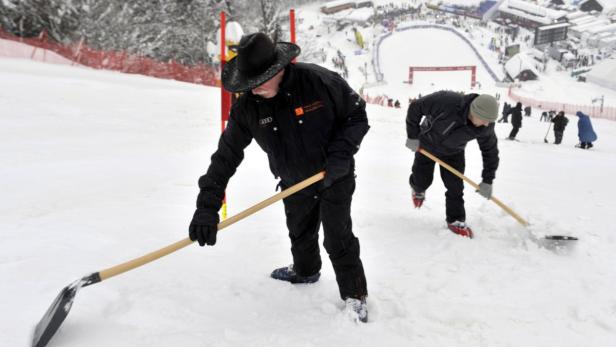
top-left (373, 28), bottom-right (493, 99)
top-left (0, 38), bottom-right (77, 66)
top-left (225, 21), bottom-right (245, 43)
top-left (322, 0), bottom-right (354, 8)
top-left (598, 0), bottom-right (616, 11)
top-left (329, 7), bottom-right (374, 22)
top-left (586, 57), bottom-right (616, 90)
top-left (2, 2), bottom-right (616, 346)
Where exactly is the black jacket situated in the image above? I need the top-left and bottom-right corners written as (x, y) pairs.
top-left (501, 103), bottom-right (510, 117)
top-left (406, 91), bottom-right (499, 184)
top-left (508, 103), bottom-right (523, 128)
top-left (196, 63), bottom-right (370, 209)
top-left (551, 113), bottom-right (569, 131)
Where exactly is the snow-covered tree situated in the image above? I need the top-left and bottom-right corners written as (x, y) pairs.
top-left (0, 0), bottom-right (82, 40)
top-left (257, 0), bottom-right (281, 41)
top-left (0, 0), bottom-right (324, 65)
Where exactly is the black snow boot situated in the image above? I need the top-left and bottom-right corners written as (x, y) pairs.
top-left (271, 264), bottom-right (320, 284)
top-left (344, 296), bottom-right (368, 323)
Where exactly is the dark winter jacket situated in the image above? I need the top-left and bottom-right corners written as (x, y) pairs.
top-left (196, 62), bottom-right (370, 209)
top-left (576, 111), bottom-right (597, 142)
top-left (551, 112), bottom-right (569, 131)
top-left (502, 103), bottom-right (510, 117)
top-left (508, 102), bottom-right (523, 128)
top-left (406, 91), bottom-right (499, 183)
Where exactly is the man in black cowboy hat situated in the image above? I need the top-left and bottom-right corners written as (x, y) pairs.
top-left (188, 33), bottom-right (370, 322)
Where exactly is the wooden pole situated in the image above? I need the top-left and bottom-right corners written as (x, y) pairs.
top-left (99, 172), bottom-right (325, 281)
top-left (419, 148), bottom-right (530, 227)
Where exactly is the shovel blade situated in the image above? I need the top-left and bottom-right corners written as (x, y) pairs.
top-left (544, 235), bottom-right (578, 241)
top-left (540, 235), bottom-right (578, 252)
top-left (32, 273), bottom-right (100, 347)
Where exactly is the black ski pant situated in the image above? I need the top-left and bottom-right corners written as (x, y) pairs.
top-left (282, 174), bottom-right (367, 300)
top-left (509, 126), bottom-right (520, 139)
top-left (409, 151), bottom-right (466, 223)
top-left (554, 130), bottom-right (564, 144)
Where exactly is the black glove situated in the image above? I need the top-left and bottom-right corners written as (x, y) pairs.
top-left (324, 159), bottom-right (350, 188)
top-left (189, 208), bottom-right (220, 246)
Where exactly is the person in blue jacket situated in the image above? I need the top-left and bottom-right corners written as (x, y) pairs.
top-left (575, 111), bottom-right (598, 149)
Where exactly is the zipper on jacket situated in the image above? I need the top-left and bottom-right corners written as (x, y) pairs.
top-left (442, 121), bottom-right (456, 135)
top-left (419, 111), bottom-right (446, 136)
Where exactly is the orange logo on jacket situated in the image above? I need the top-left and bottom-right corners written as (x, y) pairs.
top-left (295, 100), bottom-right (324, 117)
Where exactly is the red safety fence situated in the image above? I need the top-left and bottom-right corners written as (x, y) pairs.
top-left (0, 29), bottom-right (219, 87)
top-left (361, 93), bottom-right (409, 109)
top-left (362, 93), bottom-right (389, 106)
top-left (363, 88), bottom-right (615, 121)
top-left (508, 86), bottom-right (616, 121)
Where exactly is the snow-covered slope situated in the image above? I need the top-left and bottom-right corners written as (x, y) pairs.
top-left (1, 55), bottom-right (616, 346)
top-left (0, 38), bottom-right (76, 66)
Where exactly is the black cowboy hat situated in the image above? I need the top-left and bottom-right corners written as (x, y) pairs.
top-left (221, 33), bottom-right (300, 93)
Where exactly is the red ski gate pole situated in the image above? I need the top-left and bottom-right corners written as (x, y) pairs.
top-left (220, 11), bottom-right (231, 220)
top-left (290, 9), bottom-right (296, 63)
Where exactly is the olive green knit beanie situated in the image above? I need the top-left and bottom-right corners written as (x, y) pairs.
top-left (470, 94), bottom-right (499, 122)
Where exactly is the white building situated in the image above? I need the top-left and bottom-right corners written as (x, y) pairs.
top-left (497, 0), bottom-right (568, 28)
top-left (569, 19), bottom-right (611, 38)
top-left (505, 52), bottom-right (540, 80)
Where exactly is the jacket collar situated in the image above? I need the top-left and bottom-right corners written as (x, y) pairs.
top-left (461, 93), bottom-right (478, 122)
top-left (278, 64), bottom-right (296, 93)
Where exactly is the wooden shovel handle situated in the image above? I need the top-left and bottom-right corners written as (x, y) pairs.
top-left (99, 171), bottom-right (325, 281)
top-left (418, 148), bottom-right (529, 227)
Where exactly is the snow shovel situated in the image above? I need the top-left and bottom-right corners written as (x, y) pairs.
top-left (31, 171), bottom-right (325, 347)
top-left (418, 148), bottom-right (577, 243)
top-left (543, 122), bottom-right (552, 143)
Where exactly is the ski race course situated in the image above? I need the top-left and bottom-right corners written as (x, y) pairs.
top-left (2, 21), bottom-right (616, 347)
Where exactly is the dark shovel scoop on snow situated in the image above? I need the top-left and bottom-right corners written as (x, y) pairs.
top-left (544, 123), bottom-right (552, 143)
top-left (540, 235), bottom-right (579, 251)
top-left (32, 274), bottom-right (100, 347)
top-left (31, 236), bottom-right (194, 347)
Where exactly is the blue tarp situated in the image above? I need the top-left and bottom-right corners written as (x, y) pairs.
top-left (478, 0), bottom-right (497, 15)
